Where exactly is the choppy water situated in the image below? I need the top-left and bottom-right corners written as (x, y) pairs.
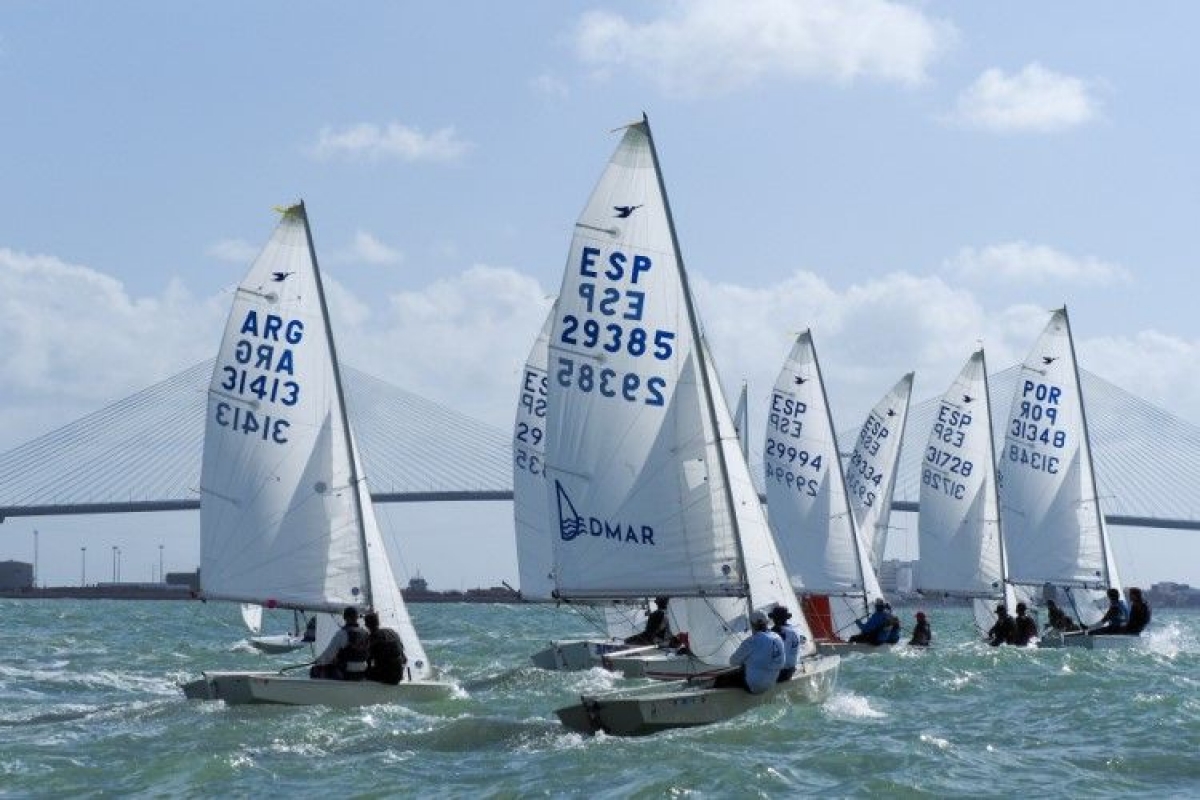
top-left (2, 600), bottom-right (1197, 798)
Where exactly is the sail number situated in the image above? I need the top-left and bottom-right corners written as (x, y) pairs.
top-left (515, 366), bottom-right (547, 476)
top-left (922, 467), bottom-right (966, 500)
top-left (214, 401), bottom-right (289, 443)
top-left (559, 315), bottom-right (675, 360)
top-left (857, 413), bottom-right (891, 456)
top-left (845, 450), bottom-right (883, 508)
top-left (933, 403), bottom-right (972, 448)
top-left (767, 392), bottom-right (807, 438)
top-left (556, 357), bottom-right (666, 406)
top-left (766, 438), bottom-right (823, 471)
top-left (1006, 444), bottom-right (1059, 474)
top-left (765, 463), bottom-right (818, 497)
top-left (925, 446), bottom-right (974, 476)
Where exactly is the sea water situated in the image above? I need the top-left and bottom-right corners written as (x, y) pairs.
top-left (2, 599), bottom-right (1197, 798)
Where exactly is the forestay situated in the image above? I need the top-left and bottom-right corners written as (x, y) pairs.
top-left (764, 331), bottom-right (882, 638)
top-left (997, 308), bottom-right (1121, 626)
top-left (846, 373), bottom-right (913, 571)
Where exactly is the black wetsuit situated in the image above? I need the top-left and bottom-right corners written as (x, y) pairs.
top-left (366, 627), bottom-right (407, 684)
top-left (1125, 599), bottom-right (1151, 635)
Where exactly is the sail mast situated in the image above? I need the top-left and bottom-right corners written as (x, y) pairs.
top-left (1061, 306), bottom-right (1113, 589)
top-left (979, 348), bottom-right (1014, 605)
top-left (296, 200), bottom-right (375, 609)
top-left (641, 114), bottom-right (749, 597)
top-left (812, 338), bottom-right (871, 607)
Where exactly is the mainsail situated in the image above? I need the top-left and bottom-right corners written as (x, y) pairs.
top-left (915, 350), bottom-right (1018, 631)
top-left (764, 331), bottom-right (883, 641)
top-left (198, 203), bottom-right (431, 678)
top-left (543, 118), bottom-right (808, 663)
top-left (846, 373), bottom-right (913, 571)
top-left (513, 307), bottom-right (555, 600)
top-left (997, 308), bottom-right (1120, 626)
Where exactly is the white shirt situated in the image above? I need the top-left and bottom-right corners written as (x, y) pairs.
top-left (729, 629), bottom-right (785, 693)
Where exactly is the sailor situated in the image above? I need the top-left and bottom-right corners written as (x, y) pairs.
top-left (363, 611), bottom-right (407, 685)
top-left (882, 604), bottom-right (902, 644)
top-left (1088, 588), bottom-right (1129, 636)
top-left (1125, 587), bottom-right (1151, 635)
top-left (768, 605), bottom-right (803, 681)
top-left (908, 612), bottom-right (932, 647)
top-left (986, 604), bottom-right (1015, 646)
top-left (713, 610), bottom-right (784, 694)
top-left (848, 598), bottom-right (889, 645)
top-left (1011, 602), bottom-right (1039, 646)
top-left (300, 615), bottom-right (318, 643)
top-left (311, 606), bottom-right (370, 681)
top-left (624, 596), bottom-right (672, 646)
top-left (1045, 599), bottom-right (1079, 632)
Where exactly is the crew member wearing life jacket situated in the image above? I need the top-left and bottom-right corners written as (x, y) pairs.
top-left (1089, 588), bottom-right (1130, 636)
top-left (363, 611), bottom-right (407, 685)
top-left (311, 606), bottom-right (370, 681)
top-left (768, 605), bottom-right (803, 681)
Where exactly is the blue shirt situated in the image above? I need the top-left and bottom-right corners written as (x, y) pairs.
top-left (857, 609), bottom-right (888, 637)
top-left (729, 630), bottom-right (784, 693)
top-left (775, 623), bottom-right (802, 669)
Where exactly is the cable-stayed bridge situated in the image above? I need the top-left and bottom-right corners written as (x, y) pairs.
top-left (2, 360), bottom-right (1198, 531)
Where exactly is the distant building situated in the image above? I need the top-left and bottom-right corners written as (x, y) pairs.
top-left (166, 569), bottom-right (200, 592)
top-left (1148, 581), bottom-right (1200, 607)
top-left (0, 560), bottom-right (34, 591)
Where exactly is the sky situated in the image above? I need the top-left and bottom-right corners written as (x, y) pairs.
top-left (2, 1), bottom-right (1199, 591)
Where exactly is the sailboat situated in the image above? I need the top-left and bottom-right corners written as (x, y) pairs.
top-left (517, 307), bottom-right (645, 670)
top-left (765, 331), bottom-right (887, 652)
top-left (239, 602), bottom-right (313, 654)
top-left (847, 373), bottom-right (913, 573)
top-left (550, 117), bottom-right (838, 736)
top-left (915, 349), bottom-right (1023, 635)
top-left (181, 203), bottom-right (454, 705)
top-left (996, 308), bottom-right (1134, 649)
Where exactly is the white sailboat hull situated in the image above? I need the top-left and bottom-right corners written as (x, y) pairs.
top-left (601, 650), bottom-right (729, 680)
top-left (247, 634), bottom-right (308, 655)
top-left (815, 641), bottom-right (899, 655)
top-left (529, 639), bottom-right (635, 671)
top-left (556, 654), bottom-right (839, 736)
top-left (1037, 630), bottom-right (1144, 650)
top-left (180, 671), bottom-right (454, 706)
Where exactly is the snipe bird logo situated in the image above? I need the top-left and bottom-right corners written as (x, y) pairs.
top-left (613, 204), bottom-right (642, 219)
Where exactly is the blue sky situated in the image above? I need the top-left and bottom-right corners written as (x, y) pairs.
top-left (3, 1), bottom-right (1199, 589)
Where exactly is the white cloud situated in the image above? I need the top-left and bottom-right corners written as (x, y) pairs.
top-left (206, 238), bottom-right (259, 264)
top-left (0, 248), bottom-right (226, 447)
top-left (4, 250), bottom-right (1198, 459)
top-left (949, 63), bottom-right (1099, 133)
top-left (308, 122), bottom-right (473, 163)
top-left (574, 0), bottom-right (956, 96)
top-left (334, 230), bottom-right (404, 266)
top-left (947, 241), bottom-right (1131, 286)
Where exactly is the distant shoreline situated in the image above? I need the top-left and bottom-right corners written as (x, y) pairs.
top-left (0, 585), bottom-right (529, 604)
